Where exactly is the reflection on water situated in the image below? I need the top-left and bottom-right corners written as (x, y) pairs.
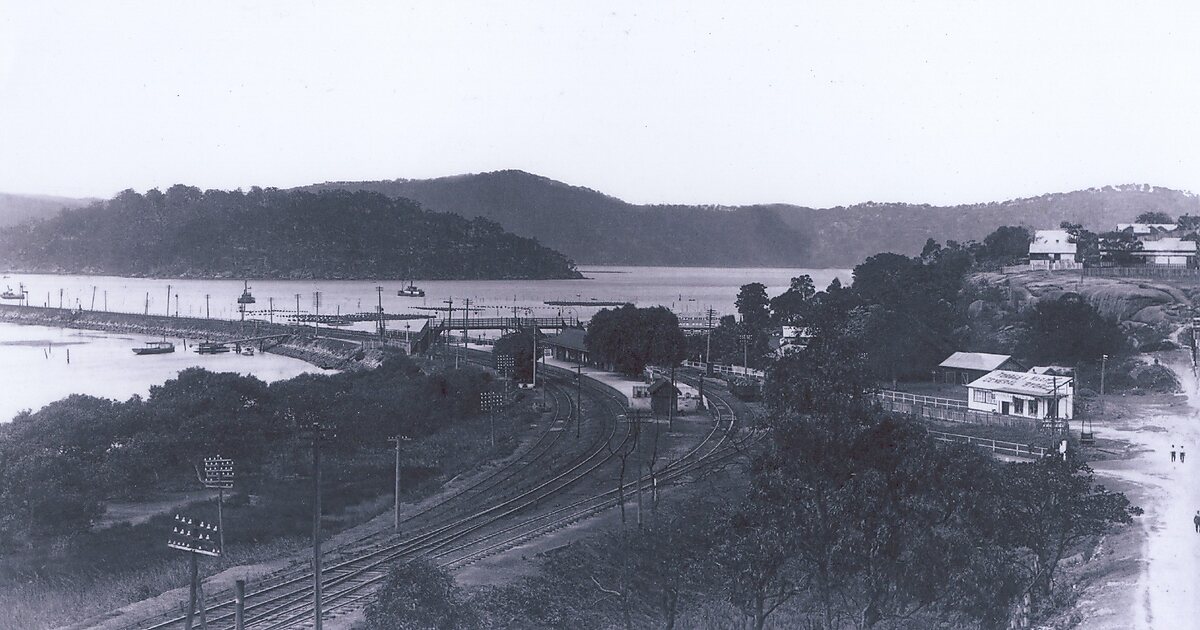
top-left (0, 323), bottom-right (331, 422)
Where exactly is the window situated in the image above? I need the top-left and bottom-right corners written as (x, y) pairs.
top-left (1013, 398), bottom-right (1024, 414)
top-left (972, 390), bottom-right (994, 404)
top-left (1030, 399), bottom-right (1039, 415)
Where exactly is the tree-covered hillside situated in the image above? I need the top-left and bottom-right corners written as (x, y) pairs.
top-left (0, 192), bottom-right (93, 228)
top-left (302, 173), bottom-right (1200, 268)
top-left (0, 186), bottom-right (581, 279)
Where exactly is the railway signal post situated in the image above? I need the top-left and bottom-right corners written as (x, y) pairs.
top-left (167, 513), bottom-right (221, 630)
top-left (388, 434), bottom-right (412, 531)
top-left (303, 422), bottom-right (336, 630)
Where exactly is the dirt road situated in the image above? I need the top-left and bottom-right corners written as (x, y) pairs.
top-left (1089, 357), bottom-right (1200, 629)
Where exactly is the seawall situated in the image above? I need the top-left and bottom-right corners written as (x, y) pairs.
top-left (0, 304), bottom-right (385, 370)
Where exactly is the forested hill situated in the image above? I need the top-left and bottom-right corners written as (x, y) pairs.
top-left (0, 186), bottom-right (582, 280)
top-left (300, 173), bottom-right (1200, 267)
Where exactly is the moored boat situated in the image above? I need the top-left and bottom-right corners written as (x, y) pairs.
top-left (397, 282), bottom-right (425, 298)
top-left (1, 283), bottom-right (27, 300)
top-left (238, 281), bottom-right (256, 305)
top-left (196, 342), bottom-right (231, 355)
top-left (133, 340), bottom-right (176, 355)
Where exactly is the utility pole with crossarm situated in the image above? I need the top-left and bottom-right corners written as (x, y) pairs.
top-left (302, 422), bottom-right (335, 630)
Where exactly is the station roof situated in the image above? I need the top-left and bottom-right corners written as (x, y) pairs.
top-left (968, 370), bottom-right (1072, 397)
top-left (545, 327), bottom-right (588, 352)
top-left (938, 352), bottom-right (1015, 372)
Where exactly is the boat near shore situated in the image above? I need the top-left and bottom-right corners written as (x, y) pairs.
top-left (196, 341), bottom-right (231, 355)
top-left (132, 340), bottom-right (175, 355)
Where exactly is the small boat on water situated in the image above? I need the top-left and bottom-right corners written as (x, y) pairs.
top-left (1, 283), bottom-right (27, 300)
top-left (238, 281), bottom-right (256, 305)
top-left (397, 282), bottom-right (425, 298)
top-left (240, 346), bottom-right (255, 356)
top-left (133, 340), bottom-right (176, 355)
top-left (196, 342), bottom-right (231, 355)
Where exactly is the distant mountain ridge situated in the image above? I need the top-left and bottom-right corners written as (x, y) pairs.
top-left (0, 192), bottom-right (95, 227)
top-left (300, 173), bottom-right (1200, 268)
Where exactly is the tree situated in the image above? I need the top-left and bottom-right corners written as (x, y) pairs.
top-left (361, 559), bottom-right (478, 630)
top-left (735, 283), bottom-right (770, 330)
top-left (1000, 453), bottom-right (1142, 599)
top-left (769, 275), bottom-right (816, 324)
top-left (1097, 229), bottom-right (1144, 265)
top-left (978, 225), bottom-right (1032, 264)
top-left (1017, 294), bottom-right (1126, 363)
top-left (492, 330), bottom-right (537, 382)
top-left (586, 305), bottom-right (687, 376)
top-left (1061, 222), bottom-right (1100, 266)
top-left (1134, 211), bottom-right (1173, 224)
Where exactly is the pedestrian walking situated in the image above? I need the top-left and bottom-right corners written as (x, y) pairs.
top-left (1171, 444), bottom-right (1177, 463)
top-left (1194, 511), bottom-right (1200, 533)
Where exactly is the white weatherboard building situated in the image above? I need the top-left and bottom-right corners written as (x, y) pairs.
top-left (967, 370), bottom-right (1073, 420)
top-left (1132, 237), bottom-right (1197, 266)
top-left (1028, 229), bottom-right (1080, 270)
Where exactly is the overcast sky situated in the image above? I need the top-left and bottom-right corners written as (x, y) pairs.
top-left (2, 2), bottom-right (1199, 207)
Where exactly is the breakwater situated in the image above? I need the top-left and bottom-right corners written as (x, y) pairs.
top-left (0, 304), bottom-right (384, 370)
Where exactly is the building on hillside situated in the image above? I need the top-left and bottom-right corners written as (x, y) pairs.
top-left (1131, 237), bottom-right (1197, 266)
top-left (1028, 229), bottom-right (1081, 270)
top-left (544, 327), bottom-right (591, 364)
top-left (937, 352), bottom-right (1025, 385)
top-left (966, 370), bottom-right (1073, 420)
top-left (1116, 223), bottom-right (1178, 235)
top-left (768, 325), bottom-right (813, 357)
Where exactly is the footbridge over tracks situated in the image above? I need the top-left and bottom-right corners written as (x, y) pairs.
top-left (411, 316), bottom-right (580, 355)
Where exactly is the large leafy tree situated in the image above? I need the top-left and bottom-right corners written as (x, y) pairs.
top-left (361, 559), bottom-right (478, 630)
top-left (768, 275), bottom-right (816, 324)
top-left (978, 225), bottom-right (1032, 264)
top-left (735, 282), bottom-right (771, 329)
top-left (585, 305), bottom-right (686, 375)
top-left (1017, 294), bottom-right (1126, 363)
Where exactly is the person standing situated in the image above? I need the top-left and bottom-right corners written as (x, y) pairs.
top-left (1181, 446), bottom-right (1186, 464)
top-left (1171, 444), bottom-right (1177, 463)
top-left (1194, 510), bottom-right (1199, 533)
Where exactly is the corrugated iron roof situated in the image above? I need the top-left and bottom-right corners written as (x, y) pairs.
top-left (938, 352), bottom-right (1014, 372)
top-left (968, 370), bottom-right (1072, 396)
top-left (1029, 230), bottom-right (1077, 255)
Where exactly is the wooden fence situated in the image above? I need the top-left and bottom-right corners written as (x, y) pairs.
top-left (876, 390), bottom-right (1042, 430)
top-left (1081, 266), bottom-right (1200, 278)
top-left (682, 359), bottom-right (766, 381)
top-left (928, 430), bottom-right (1047, 459)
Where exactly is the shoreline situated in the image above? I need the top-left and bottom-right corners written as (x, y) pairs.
top-left (0, 304), bottom-right (384, 371)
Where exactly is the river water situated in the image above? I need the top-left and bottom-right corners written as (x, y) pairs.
top-left (0, 266), bottom-right (849, 422)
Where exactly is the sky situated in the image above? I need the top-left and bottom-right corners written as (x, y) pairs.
top-left (2, 1), bottom-right (1200, 207)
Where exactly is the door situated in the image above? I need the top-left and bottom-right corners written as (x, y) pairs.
top-left (1001, 401), bottom-right (1010, 415)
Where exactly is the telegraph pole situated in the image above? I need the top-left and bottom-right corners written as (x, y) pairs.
top-left (313, 291), bottom-right (321, 332)
top-left (576, 363), bottom-right (582, 439)
top-left (268, 297), bottom-right (274, 324)
top-left (463, 298), bottom-right (472, 353)
top-left (376, 286), bottom-right (386, 338)
top-left (669, 365), bottom-right (676, 432)
top-left (302, 422), bottom-right (335, 630)
top-left (198, 456), bottom-right (234, 554)
top-left (295, 293), bottom-right (301, 330)
top-left (704, 307), bottom-right (717, 375)
top-left (166, 284), bottom-right (171, 317)
top-left (481, 391), bottom-right (503, 447)
top-left (168, 514), bottom-right (220, 630)
top-left (90, 286), bottom-right (96, 311)
top-left (205, 294), bottom-right (210, 319)
top-left (388, 434), bottom-right (410, 531)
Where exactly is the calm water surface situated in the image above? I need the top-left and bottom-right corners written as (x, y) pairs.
top-left (0, 324), bottom-right (331, 422)
top-left (0, 266), bottom-right (849, 421)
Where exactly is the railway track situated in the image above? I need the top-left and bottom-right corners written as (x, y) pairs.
top-left (108, 355), bottom-right (628, 630)
top-left (104, 354), bottom-right (755, 630)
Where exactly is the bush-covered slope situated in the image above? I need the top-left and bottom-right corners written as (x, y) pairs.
top-left (0, 185), bottom-right (581, 279)
top-left (302, 174), bottom-right (1200, 268)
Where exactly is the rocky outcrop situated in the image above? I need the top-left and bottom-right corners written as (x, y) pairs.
top-left (969, 271), bottom-right (1194, 325)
